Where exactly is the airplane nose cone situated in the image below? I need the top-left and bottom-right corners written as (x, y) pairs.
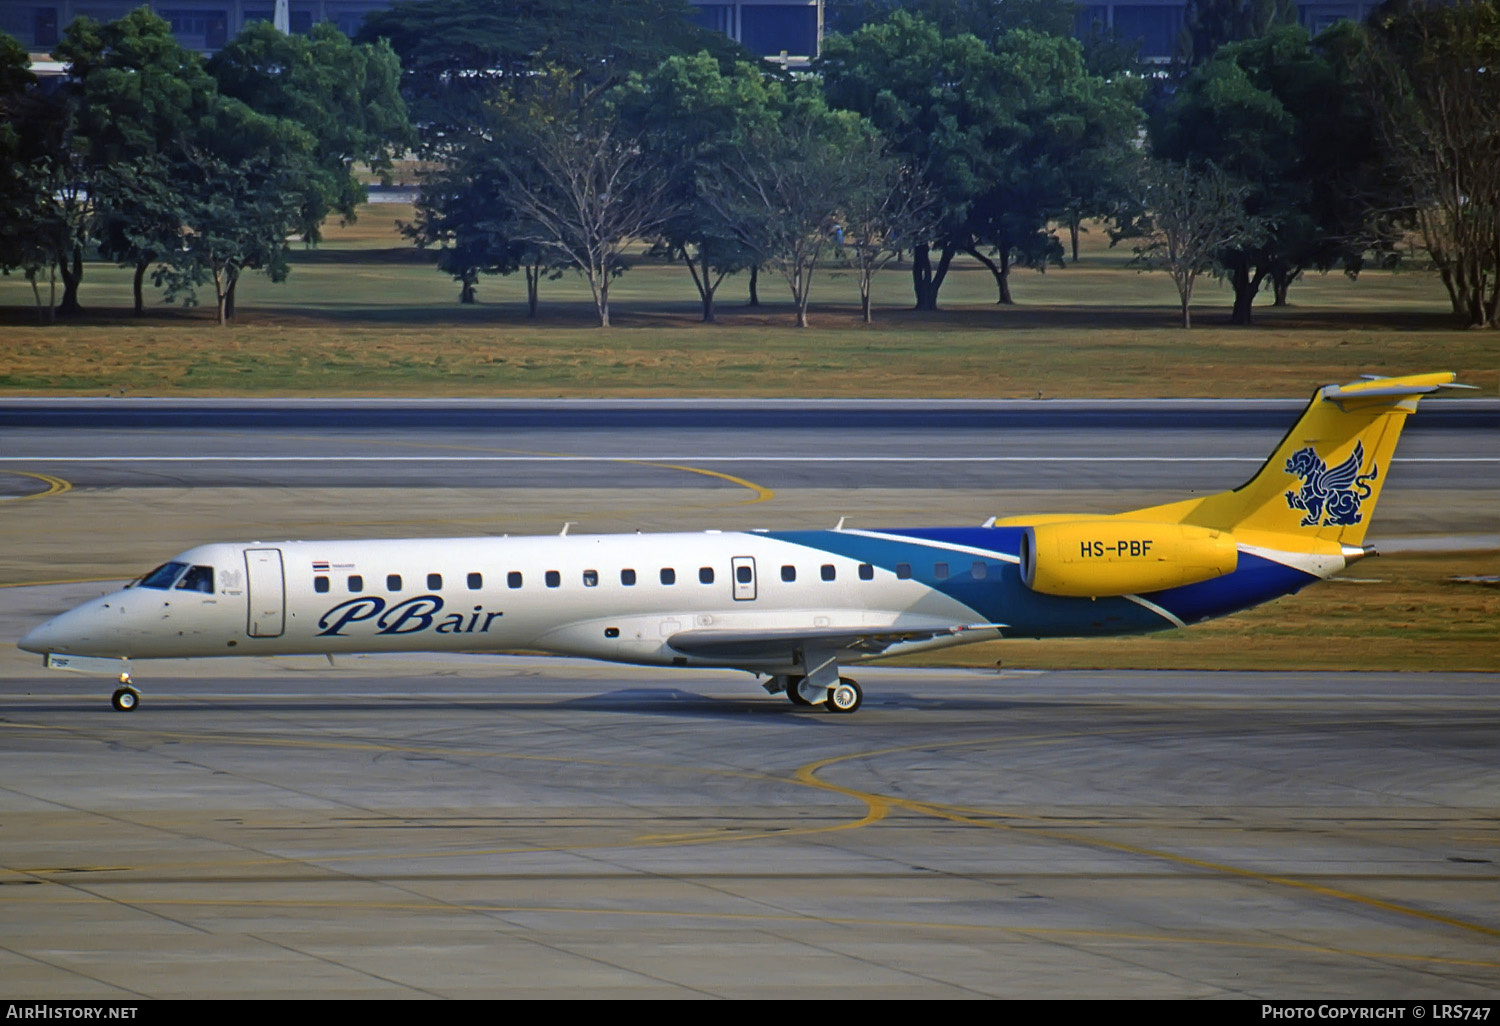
top-left (18, 618), bottom-right (59, 654)
top-left (18, 601), bottom-right (117, 656)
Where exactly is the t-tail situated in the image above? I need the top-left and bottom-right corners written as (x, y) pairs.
top-left (1127, 371), bottom-right (1470, 553)
top-left (993, 372), bottom-right (1468, 606)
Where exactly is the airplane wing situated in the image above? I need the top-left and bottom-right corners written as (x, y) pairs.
top-left (666, 622), bottom-right (1005, 662)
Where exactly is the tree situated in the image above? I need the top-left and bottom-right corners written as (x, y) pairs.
top-left (1176, 0), bottom-right (1297, 67)
top-left (400, 159), bottom-right (562, 312)
top-left (209, 21), bottom-right (410, 246)
top-left (95, 154), bottom-right (191, 315)
top-left (359, 0), bottom-right (747, 154)
top-left (615, 52), bottom-right (781, 322)
top-left (366, 0), bottom-right (751, 310)
top-left (1065, 26), bottom-right (1151, 264)
top-left (962, 29), bottom-right (1142, 304)
top-left (52, 10), bottom-right (223, 315)
top-left (153, 98), bottom-right (314, 325)
top-left (703, 93), bottom-right (883, 327)
top-left (1358, 0), bottom-right (1500, 329)
top-left (499, 83), bottom-right (679, 328)
top-left (826, 0), bottom-right (1078, 39)
top-left (821, 13), bottom-right (1013, 310)
top-left (1153, 24), bottom-right (1384, 323)
top-left (0, 33), bottom-right (60, 320)
top-left (838, 155), bottom-right (935, 322)
top-left (1122, 160), bottom-right (1266, 328)
top-left (821, 13), bottom-right (1143, 309)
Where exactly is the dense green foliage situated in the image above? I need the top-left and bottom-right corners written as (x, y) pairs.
top-left (1175, 0), bottom-right (1298, 66)
top-left (1151, 23), bottom-right (1384, 322)
top-left (0, 7), bottom-right (408, 322)
top-left (2, 0), bottom-right (1497, 329)
top-left (210, 22), bottom-right (409, 245)
top-left (821, 11), bottom-right (1142, 309)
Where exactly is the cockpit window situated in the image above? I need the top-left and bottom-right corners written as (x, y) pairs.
top-left (174, 565), bottom-right (215, 593)
top-left (138, 562), bottom-right (189, 590)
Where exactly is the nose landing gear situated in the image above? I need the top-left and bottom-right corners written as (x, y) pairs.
top-left (111, 673), bottom-right (140, 712)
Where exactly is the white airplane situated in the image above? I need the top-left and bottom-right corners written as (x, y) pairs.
top-left (19, 372), bottom-right (1467, 714)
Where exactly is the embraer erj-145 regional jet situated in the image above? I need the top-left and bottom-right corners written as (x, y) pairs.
top-left (20, 372), bottom-right (1468, 714)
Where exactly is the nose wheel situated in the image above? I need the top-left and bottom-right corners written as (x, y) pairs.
top-left (112, 674), bottom-right (140, 712)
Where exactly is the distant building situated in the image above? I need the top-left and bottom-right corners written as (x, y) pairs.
top-left (0, 0), bottom-right (824, 58)
top-left (1073, 1), bottom-right (1382, 60)
top-left (0, 0), bottom-right (1378, 64)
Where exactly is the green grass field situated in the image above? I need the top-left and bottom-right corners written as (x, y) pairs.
top-left (2, 205), bottom-right (1496, 398)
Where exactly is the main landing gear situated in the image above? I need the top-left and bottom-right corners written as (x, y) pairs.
top-left (111, 672), bottom-right (140, 712)
top-left (827, 678), bottom-right (863, 714)
top-left (769, 674), bottom-right (863, 714)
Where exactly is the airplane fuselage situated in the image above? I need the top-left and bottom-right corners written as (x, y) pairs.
top-left (21, 525), bottom-right (1333, 673)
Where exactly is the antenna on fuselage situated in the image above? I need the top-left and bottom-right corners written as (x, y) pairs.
top-left (560, 522), bottom-right (575, 536)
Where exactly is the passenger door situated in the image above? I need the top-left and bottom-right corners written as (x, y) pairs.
top-left (245, 548), bottom-right (285, 638)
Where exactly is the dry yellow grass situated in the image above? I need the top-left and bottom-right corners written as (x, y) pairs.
top-left (901, 551), bottom-right (1500, 673)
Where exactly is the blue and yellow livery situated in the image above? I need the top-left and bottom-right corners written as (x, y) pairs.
top-left (20, 373), bottom-right (1468, 714)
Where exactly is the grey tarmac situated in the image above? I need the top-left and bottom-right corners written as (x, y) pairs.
top-left (0, 399), bottom-right (1494, 998)
top-left (0, 660), bottom-right (1495, 998)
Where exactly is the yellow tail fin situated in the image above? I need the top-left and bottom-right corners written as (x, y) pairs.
top-left (1127, 372), bottom-right (1464, 547)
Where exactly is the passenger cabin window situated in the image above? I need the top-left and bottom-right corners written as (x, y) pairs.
top-left (972, 561), bottom-right (987, 579)
top-left (348, 575), bottom-right (364, 593)
top-left (896, 563), bottom-right (912, 580)
top-left (428, 573), bottom-right (443, 590)
top-left (736, 565), bottom-right (753, 584)
top-left (781, 565), bottom-right (796, 582)
top-left (621, 569), bottom-right (637, 586)
top-left (859, 563), bottom-right (874, 580)
top-left (545, 570), bottom-right (561, 588)
top-left (467, 572), bottom-right (482, 590)
top-left (660, 568), bottom-right (676, 585)
top-left (174, 565), bottom-right (215, 593)
top-left (583, 570), bottom-right (599, 587)
top-left (508, 571), bottom-right (523, 589)
top-left (139, 562), bottom-right (188, 590)
top-left (387, 574), bottom-right (403, 591)
top-left (699, 567), bottom-right (714, 584)
top-left (934, 562), bottom-right (949, 580)
top-left (821, 564), bottom-right (835, 581)
top-left (314, 576), bottom-right (330, 593)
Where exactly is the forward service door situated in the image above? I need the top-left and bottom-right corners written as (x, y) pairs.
top-left (245, 547), bottom-right (286, 638)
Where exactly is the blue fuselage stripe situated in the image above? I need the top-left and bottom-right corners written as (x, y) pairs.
top-left (769, 527), bottom-right (1319, 638)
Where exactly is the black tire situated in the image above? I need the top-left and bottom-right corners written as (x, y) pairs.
top-left (785, 676), bottom-right (811, 706)
top-left (111, 687), bottom-right (139, 712)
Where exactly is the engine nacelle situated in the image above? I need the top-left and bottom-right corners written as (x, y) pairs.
top-left (1018, 520), bottom-right (1238, 598)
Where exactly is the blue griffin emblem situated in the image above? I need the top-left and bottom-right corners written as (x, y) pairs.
top-left (1284, 441), bottom-right (1379, 527)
